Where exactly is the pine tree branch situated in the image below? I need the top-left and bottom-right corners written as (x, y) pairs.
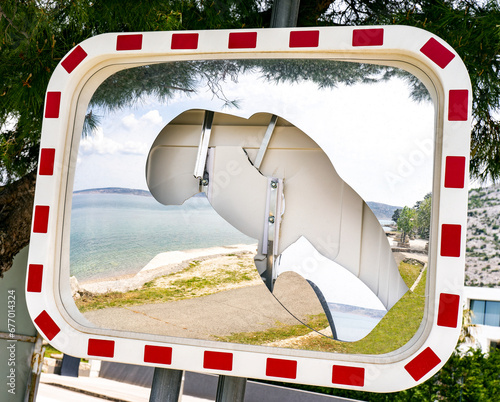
top-left (0, 5), bottom-right (29, 39)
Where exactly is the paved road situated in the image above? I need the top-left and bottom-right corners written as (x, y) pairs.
top-left (83, 273), bottom-right (327, 339)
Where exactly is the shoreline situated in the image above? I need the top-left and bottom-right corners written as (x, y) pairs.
top-left (73, 243), bottom-right (258, 295)
top-left (71, 241), bottom-right (428, 296)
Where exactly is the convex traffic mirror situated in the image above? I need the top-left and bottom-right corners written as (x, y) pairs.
top-left (27, 27), bottom-right (471, 392)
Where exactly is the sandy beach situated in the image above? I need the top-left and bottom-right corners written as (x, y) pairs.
top-left (72, 240), bottom-right (429, 296)
top-left (73, 243), bottom-right (258, 295)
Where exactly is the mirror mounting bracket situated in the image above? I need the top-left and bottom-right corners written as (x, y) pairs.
top-left (194, 110), bottom-right (215, 187)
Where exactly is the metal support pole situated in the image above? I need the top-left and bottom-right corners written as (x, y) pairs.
top-left (215, 376), bottom-right (247, 402)
top-left (24, 333), bottom-right (45, 402)
top-left (149, 368), bottom-right (183, 402)
top-left (270, 0), bottom-right (301, 28)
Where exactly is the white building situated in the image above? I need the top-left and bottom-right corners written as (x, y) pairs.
top-left (463, 286), bottom-right (500, 352)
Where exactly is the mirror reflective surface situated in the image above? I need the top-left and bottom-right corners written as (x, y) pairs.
top-left (66, 59), bottom-right (434, 354)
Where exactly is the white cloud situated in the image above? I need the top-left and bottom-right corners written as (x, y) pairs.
top-left (143, 110), bottom-right (163, 125)
top-left (121, 110), bottom-right (163, 130)
top-left (79, 127), bottom-right (148, 156)
top-left (122, 141), bottom-right (149, 155)
top-left (121, 114), bottom-right (137, 128)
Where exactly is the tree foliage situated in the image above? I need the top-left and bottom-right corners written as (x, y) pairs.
top-left (87, 58), bottom-right (394, 126)
top-left (272, 311), bottom-right (500, 401)
top-left (391, 208), bottom-right (401, 224)
top-left (0, 0), bottom-right (264, 184)
top-left (397, 206), bottom-right (417, 243)
top-left (415, 193), bottom-right (432, 239)
top-left (396, 194), bottom-right (432, 242)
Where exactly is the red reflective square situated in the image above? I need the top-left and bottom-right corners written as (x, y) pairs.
top-left (34, 311), bottom-right (60, 341)
top-left (88, 339), bottom-right (115, 358)
top-left (61, 45), bottom-right (88, 73)
top-left (144, 345), bottom-right (172, 365)
top-left (405, 347), bottom-right (441, 381)
top-left (33, 206), bottom-right (50, 233)
top-left (203, 351), bottom-right (233, 371)
top-left (266, 358), bottom-right (297, 379)
top-left (332, 365), bottom-right (365, 386)
top-left (352, 29), bottom-right (384, 46)
top-left (289, 31), bottom-right (319, 48)
top-left (420, 38), bottom-right (455, 69)
top-left (44, 92), bottom-right (61, 118)
top-left (39, 148), bottom-right (55, 176)
top-left (171, 33), bottom-right (199, 49)
top-left (448, 90), bottom-right (469, 121)
top-left (437, 293), bottom-right (460, 328)
top-left (444, 156), bottom-right (466, 188)
top-left (27, 264), bottom-right (43, 293)
top-left (117, 34), bottom-right (143, 51)
top-left (441, 224), bottom-right (462, 257)
top-left (228, 32), bottom-right (257, 49)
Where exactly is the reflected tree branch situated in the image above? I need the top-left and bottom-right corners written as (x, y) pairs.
top-left (83, 59), bottom-right (431, 136)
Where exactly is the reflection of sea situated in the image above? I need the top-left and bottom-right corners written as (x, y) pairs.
top-left (328, 303), bottom-right (386, 342)
top-left (379, 219), bottom-right (394, 232)
top-left (70, 193), bottom-right (255, 281)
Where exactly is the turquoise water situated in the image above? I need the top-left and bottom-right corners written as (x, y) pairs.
top-left (70, 193), bottom-right (256, 281)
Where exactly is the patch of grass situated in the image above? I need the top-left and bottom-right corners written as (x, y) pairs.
top-left (219, 268), bottom-right (254, 282)
top-left (44, 344), bottom-right (61, 358)
top-left (76, 254), bottom-right (258, 312)
top-left (214, 314), bottom-right (335, 347)
top-left (344, 267), bottom-right (426, 354)
top-left (215, 321), bottom-right (311, 345)
top-left (398, 259), bottom-right (424, 287)
top-left (289, 335), bottom-right (350, 354)
top-left (76, 287), bottom-right (186, 312)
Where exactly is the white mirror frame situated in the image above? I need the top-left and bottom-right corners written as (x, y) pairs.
top-left (26, 26), bottom-right (471, 392)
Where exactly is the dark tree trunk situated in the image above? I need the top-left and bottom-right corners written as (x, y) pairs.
top-left (0, 170), bottom-right (37, 277)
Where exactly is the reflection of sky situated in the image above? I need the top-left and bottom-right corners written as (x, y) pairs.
top-left (278, 236), bottom-right (387, 311)
top-left (75, 65), bottom-right (434, 207)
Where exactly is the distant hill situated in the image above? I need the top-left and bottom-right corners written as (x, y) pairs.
top-left (367, 201), bottom-right (402, 221)
top-left (73, 187), bottom-right (152, 197)
top-left (73, 187), bottom-right (208, 198)
top-left (73, 188), bottom-right (401, 220)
